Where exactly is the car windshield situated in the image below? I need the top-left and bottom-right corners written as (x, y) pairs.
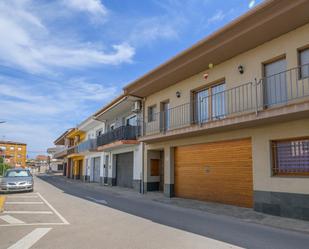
top-left (5, 170), bottom-right (31, 177)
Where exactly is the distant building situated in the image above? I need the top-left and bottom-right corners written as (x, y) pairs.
top-left (0, 141), bottom-right (27, 168)
top-left (35, 155), bottom-right (48, 173)
top-left (47, 147), bottom-right (64, 172)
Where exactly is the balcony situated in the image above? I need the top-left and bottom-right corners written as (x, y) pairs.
top-left (77, 139), bottom-right (97, 153)
top-left (53, 148), bottom-right (68, 159)
top-left (97, 125), bottom-right (140, 148)
top-left (142, 64), bottom-right (309, 140)
top-left (67, 146), bottom-right (77, 155)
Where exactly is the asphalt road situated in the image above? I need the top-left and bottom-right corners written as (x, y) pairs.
top-left (0, 175), bottom-right (309, 249)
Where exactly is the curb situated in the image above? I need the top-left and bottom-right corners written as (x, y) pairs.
top-left (0, 195), bottom-right (6, 212)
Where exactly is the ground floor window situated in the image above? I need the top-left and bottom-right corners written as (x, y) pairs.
top-left (272, 138), bottom-right (309, 176)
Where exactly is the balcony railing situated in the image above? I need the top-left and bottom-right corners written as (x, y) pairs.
top-left (67, 146), bottom-right (77, 155)
top-left (97, 125), bottom-right (140, 147)
top-left (53, 148), bottom-right (68, 159)
top-left (143, 64), bottom-right (309, 136)
top-left (77, 139), bottom-right (97, 153)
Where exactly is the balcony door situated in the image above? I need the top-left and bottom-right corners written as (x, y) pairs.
top-left (161, 101), bottom-right (170, 131)
top-left (194, 82), bottom-right (225, 123)
top-left (126, 115), bottom-right (137, 126)
top-left (264, 58), bottom-right (287, 107)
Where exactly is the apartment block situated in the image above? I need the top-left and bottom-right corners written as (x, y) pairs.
top-left (0, 141), bottom-right (27, 168)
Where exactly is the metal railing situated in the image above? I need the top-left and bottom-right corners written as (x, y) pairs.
top-left (77, 139), bottom-right (97, 153)
top-left (272, 139), bottom-right (309, 175)
top-left (97, 125), bottom-right (140, 147)
top-left (142, 64), bottom-right (309, 136)
top-left (53, 148), bottom-right (68, 159)
top-left (67, 146), bottom-right (77, 155)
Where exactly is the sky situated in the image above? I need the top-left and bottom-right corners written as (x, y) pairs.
top-left (0, 0), bottom-right (262, 158)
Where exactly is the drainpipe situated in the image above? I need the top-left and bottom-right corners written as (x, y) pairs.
top-left (141, 97), bottom-right (146, 194)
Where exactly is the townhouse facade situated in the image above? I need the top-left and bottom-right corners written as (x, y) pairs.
top-left (123, 0), bottom-right (309, 220)
top-left (93, 94), bottom-right (143, 192)
top-left (53, 95), bottom-right (143, 191)
top-left (76, 116), bottom-right (105, 183)
top-left (53, 0), bottom-right (309, 221)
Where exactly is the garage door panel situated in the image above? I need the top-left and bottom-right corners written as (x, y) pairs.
top-left (175, 138), bottom-right (253, 208)
top-left (116, 152), bottom-right (133, 188)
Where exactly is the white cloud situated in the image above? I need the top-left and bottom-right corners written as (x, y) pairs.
top-left (63, 0), bottom-right (108, 17)
top-left (0, 77), bottom-right (119, 156)
top-left (249, 0), bottom-right (256, 9)
top-left (207, 10), bottom-right (226, 24)
top-left (0, 1), bottom-right (134, 73)
top-left (128, 17), bottom-right (179, 46)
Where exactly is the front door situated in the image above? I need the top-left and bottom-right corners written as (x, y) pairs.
top-left (264, 58), bottom-right (287, 106)
top-left (104, 155), bottom-right (109, 184)
top-left (93, 157), bottom-right (101, 183)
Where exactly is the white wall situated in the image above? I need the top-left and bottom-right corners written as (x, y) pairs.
top-left (107, 144), bottom-right (143, 181)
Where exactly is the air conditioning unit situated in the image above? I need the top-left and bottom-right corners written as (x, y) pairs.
top-left (132, 100), bottom-right (141, 113)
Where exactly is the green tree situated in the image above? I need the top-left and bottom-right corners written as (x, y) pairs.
top-left (0, 157), bottom-right (10, 176)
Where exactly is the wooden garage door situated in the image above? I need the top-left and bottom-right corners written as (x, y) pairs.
top-left (175, 138), bottom-right (253, 208)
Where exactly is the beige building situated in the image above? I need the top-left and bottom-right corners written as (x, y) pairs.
top-left (0, 141), bottom-right (27, 168)
top-left (124, 0), bottom-right (309, 220)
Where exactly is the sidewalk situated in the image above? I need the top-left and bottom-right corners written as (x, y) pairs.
top-left (44, 174), bottom-right (309, 234)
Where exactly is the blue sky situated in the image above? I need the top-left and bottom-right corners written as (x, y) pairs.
top-left (0, 0), bottom-right (262, 157)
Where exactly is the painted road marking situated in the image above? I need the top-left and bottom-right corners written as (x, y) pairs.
top-left (3, 211), bottom-right (53, 214)
top-left (7, 228), bottom-right (52, 249)
top-left (0, 215), bottom-right (25, 224)
top-left (0, 195), bottom-right (6, 211)
top-left (7, 196), bottom-right (39, 198)
top-left (0, 192), bottom-right (68, 227)
top-left (0, 223), bottom-right (68, 227)
top-left (37, 192), bottom-right (69, 225)
top-left (86, 196), bottom-right (108, 205)
top-left (5, 202), bottom-right (44, 205)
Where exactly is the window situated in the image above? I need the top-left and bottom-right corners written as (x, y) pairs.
top-left (161, 101), bottom-right (170, 130)
top-left (150, 159), bottom-right (160, 176)
top-left (10, 146), bottom-right (14, 150)
top-left (148, 105), bottom-right (157, 122)
top-left (18, 147), bottom-right (22, 151)
top-left (17, 154), bottom-right (21, 158)
top-left (194, 82), bottom-right (226, 123)
top-left (126, 115), bottom-right (137, 126)
top-left (299, 48), bottom-right (309, 79)
top-left (96, 129), bottom-right (103, 137)
top-left (272, 138), bottom-right (309, 176)
top-left (110, 123), bottom-right (115, 131)
top-left (264, 58), bottom-right (287, 106)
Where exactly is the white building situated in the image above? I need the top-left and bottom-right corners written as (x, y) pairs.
top-left (93, 94), bottom-right (143, 192)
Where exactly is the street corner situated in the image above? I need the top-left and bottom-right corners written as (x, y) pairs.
top-left (0, 195), bottom-right (6, 212)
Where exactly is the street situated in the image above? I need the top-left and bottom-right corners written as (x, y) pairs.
top-left (0, 175), bottom-right (309, 249)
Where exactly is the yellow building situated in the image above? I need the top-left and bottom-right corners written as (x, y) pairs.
top-left (0, 141), bottom-right (27, 168)
top-left (65, 129), bottom-right (86, 180)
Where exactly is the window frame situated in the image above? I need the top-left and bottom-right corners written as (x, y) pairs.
top-left (192, 79), bottom-right (226, 123)
top-left (298, 45), bottom-right (309, 80)
top-left (147, 105), bottom-right (157, 122)
top-left (125, 114), bottom-right (137, 126)
top-left (271, 137), bottom-right (309, 177)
